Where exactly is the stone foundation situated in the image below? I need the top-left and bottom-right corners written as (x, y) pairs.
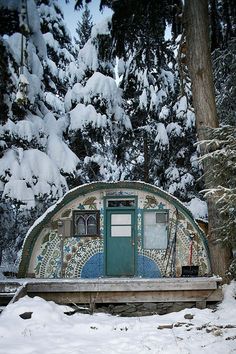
top-left (68, 301), bottom-right (218, 317)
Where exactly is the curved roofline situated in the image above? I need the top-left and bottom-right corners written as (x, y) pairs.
top-left (18, 181), bottom-right (211, 277)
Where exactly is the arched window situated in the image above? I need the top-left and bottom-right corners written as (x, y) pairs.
top-left (73, 211), bottom-right (100, 236)
top-left (77, 216), bottom-right (86, 235)
top-left (87, 215), bottom-right (97, 235)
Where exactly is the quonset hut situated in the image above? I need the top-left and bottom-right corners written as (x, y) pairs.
top-left (18, 181), bottom-right (211, 279)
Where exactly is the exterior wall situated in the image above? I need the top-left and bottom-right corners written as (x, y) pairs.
top-left (20, 183), bottom-right (211, 278)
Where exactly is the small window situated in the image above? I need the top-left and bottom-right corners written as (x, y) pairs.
top-left (73, 211), bottom-right (100, 236)
top-left (107, 199), bottom-right (135, 208)
top-left (143, 211), bottom-right (168, 249)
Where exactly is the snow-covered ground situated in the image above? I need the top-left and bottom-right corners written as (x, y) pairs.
top-left (0, 282), bottom-right (235, 354)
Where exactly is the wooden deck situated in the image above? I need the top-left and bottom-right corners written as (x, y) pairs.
top-left (0, 277), bottom-right (222, 307)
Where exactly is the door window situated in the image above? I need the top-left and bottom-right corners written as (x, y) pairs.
top-left (110, 213), bottom-right (132, 237)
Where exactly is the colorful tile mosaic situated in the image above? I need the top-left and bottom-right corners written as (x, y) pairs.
top-left (62, 237), bottom-right (103, 278)
top-left (32, 189), bottom-right (209, 279)
top-left (35, 233), bottom-right (61, 278)
top-left (137, 255), bottom-right (162, 278)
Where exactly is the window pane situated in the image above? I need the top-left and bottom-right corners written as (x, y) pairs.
top-left (107, 200), bottom-right (135, 207)
top-left (111, 225), bottom-right (131, 237)
top-left (77, 217), bottom-right (86, 235)
top-left (144, 212), bottom-right (156, 224)
top-left (143, 211), bottom-right (168, 249)
top-left (87, 215), bottom-right (97, 235)
top-left (144, 225), bottom-right (167, 249)
top-left (144, 212), bottom-right (168, 224)
top-left (111, 214), bottom-right (131, 225)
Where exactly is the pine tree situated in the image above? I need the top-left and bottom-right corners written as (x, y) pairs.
top-left (185, 0), bottom-right (233, 280)
top-left (207, 0), bottom-right (236, 277)
top-left (199, 126), bottom-right (236, 278)
top-left (0, 0), bottom-right (78, 266)
top-left (209, 0), bottom-right (236, 126)
top-left (74, 4), bottom-right (93, 49)
top-left (100, 0), bottom-right (201, 201)
top-left (65, 17), bottom-right (131, 186)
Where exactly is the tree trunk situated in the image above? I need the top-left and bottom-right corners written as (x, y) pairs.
top-left (185, 0), bottom-right (232, 282)
top-left (143, 131), bottom-right (149, 183)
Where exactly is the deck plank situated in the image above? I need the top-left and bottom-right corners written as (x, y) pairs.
top-left (26, 277), bottom-right (220, 292)
top-left (0, 277), bottom-right (222, 305)
top-left (28, 289), bottom-right (223, 304)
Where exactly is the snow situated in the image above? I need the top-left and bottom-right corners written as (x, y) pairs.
top-left (91, 17), bottom-right (111, 37)
top-left (155, 123), bottom-right (169, 148)
top-left (185, 197), bottom-right (208, 221)
top-left (0, 148), bottom-right (68, 208)
top-left (47, 134), bottom-right (79, 175)
top-left (27, 43), bottom-right (44, 79)
top-left (69, 103), bottom-right (107, 130)
top-left (46, 58), bottom-right (59, 77)
top-left (3, 180), bottom-right (35, 209)
top-left (65, 83), bottom-right (85, 112)
top-left (78, 39), bottom-right (99, 72)
top-left (139, 89), bottom-right (148, 109)
top-left (166, 122), bottom-right (183, 137)
top-left (43, 32), bottom-right (59, 52)
top-left (0, 282), bottom-right (235, 354)
top-left (85, 72), bottom-right (122, 105)
top-left (174, 96), bottom-right (188, 117)
top-left (5, 33), bottom-right (22, 65)
top-left (186, 110), bottom-right (196, 129)
top-left (14, 120), bottom-right (38, 143)
top-left (45, 92), bottom-right (64, 113)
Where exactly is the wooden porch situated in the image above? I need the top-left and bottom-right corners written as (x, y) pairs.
top-left (0, 277), bottom-right (222, 309)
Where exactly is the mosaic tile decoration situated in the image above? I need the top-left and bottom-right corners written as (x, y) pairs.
top-left (63, 237), bottom-right (103, 278)
top-left (137, 255), bottom-right (162, 278)
top-left (35, 233), bottom-right (62, 278)
top-left (81, 253), bottom-right (104, 278)
top-left (33, 192), bottom-right (209, 279)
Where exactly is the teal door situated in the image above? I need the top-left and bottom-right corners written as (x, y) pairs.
top-left (106, 210), bottom-right (135, 276)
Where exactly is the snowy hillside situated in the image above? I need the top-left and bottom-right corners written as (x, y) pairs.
top-left (0, 282), bottom-right (235, 353)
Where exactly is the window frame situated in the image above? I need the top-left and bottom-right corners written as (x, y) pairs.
top-left (142, 209), bottom-right (169, 250)
top-left (73, 210), bottom-right (100, 237)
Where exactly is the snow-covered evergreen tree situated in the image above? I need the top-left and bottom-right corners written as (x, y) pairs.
top-left (0, 0), bottom-right (78, 265)
top-left (65, 17), bottom-right (131, 185)
top-left (200, 0), bottom-right (236, 277)
top-left (102, 0), bottom-right (201, 201)
top-left (210, 0), bottom-right (236, 126)
top-left (74, 4), bottom-right (93, 49)
top-left (199, 126), bottom-right (236, 277)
